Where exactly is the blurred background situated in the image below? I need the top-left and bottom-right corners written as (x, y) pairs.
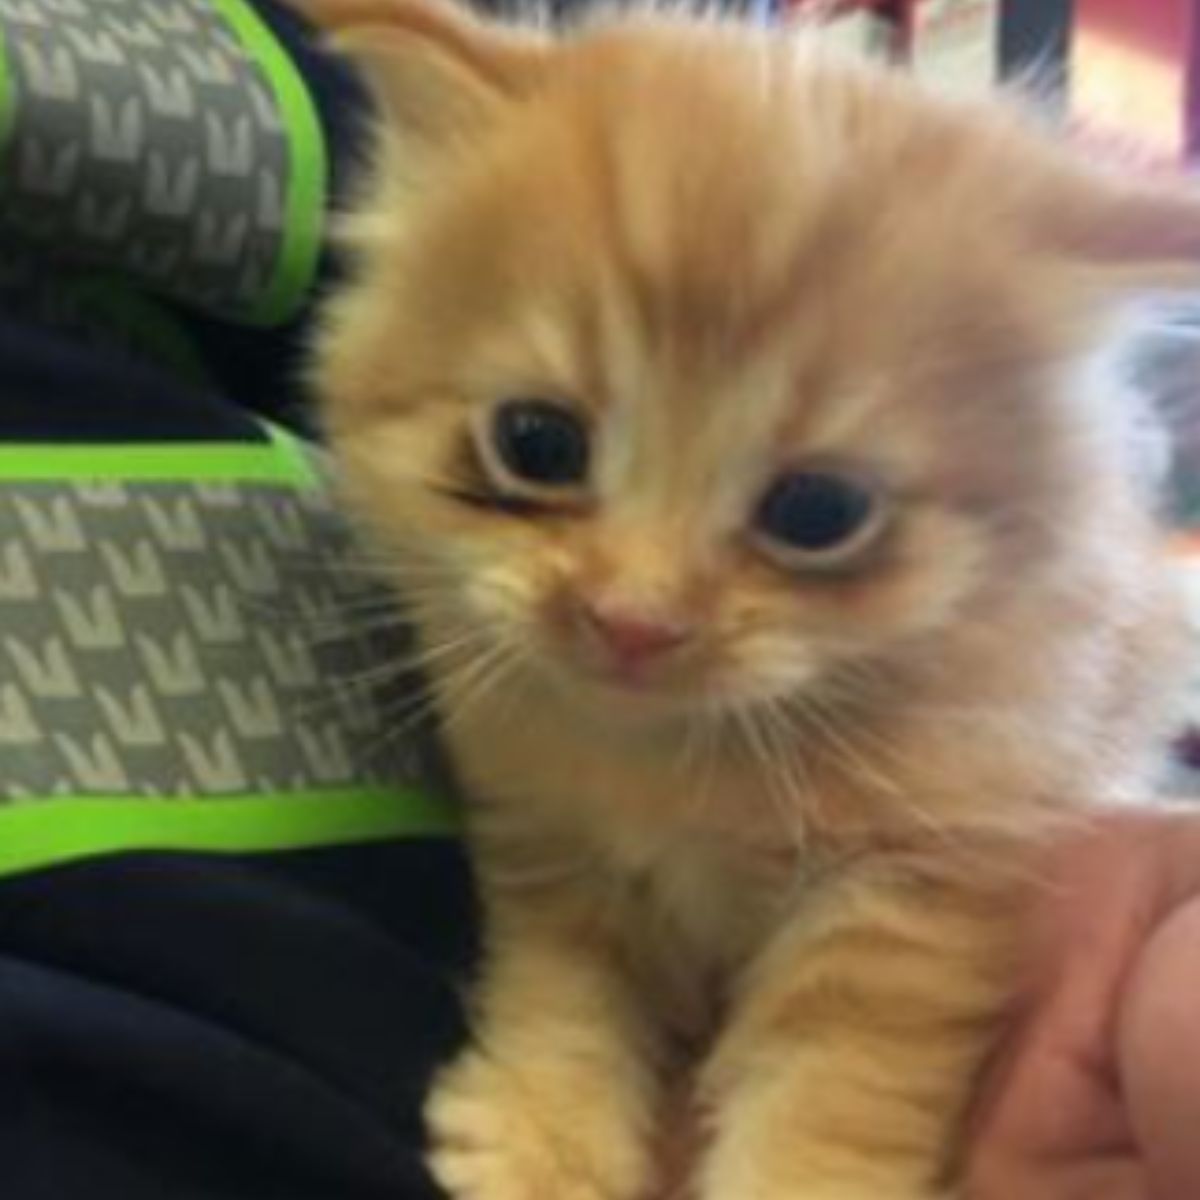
top-left (789, 0), bottom-right (1191, 170)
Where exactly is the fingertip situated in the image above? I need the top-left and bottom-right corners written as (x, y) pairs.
top-left (1117, 896), bottom-right (1200, 1199)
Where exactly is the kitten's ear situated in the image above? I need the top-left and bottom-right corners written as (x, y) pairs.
top-left (299, 0), bottom-right (547, 152)
top-left (1039, 163), bottom-right (1200, 291)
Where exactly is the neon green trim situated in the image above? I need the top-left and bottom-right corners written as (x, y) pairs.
top-left (210, 0), bottom-right (328, 326)
top-left (0, 788), bottom-right (458, 878)
top-left (0, 425), bottom-right (318, 486)
top-left (0, 18), bottom-right (12, 154)
top-left (266, 422), bottom-right (324, 486)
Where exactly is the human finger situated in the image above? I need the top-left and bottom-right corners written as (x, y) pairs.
top-left (1118, 894), bottom-right (1200, 1200)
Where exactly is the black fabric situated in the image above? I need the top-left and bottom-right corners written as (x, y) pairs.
top-left (0, 843), bottom-right (478, 1200)
top-left (0, 316), bottom-right (266, 444)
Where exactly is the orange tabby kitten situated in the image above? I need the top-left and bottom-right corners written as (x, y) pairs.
top-left (307, 2), bottom-right (1195, 1196)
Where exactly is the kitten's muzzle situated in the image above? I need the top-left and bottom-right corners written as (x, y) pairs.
top-left (575, 599), bottom-right (695, 681)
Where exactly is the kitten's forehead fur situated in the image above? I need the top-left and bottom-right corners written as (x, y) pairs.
top-left (316, 0), bottom-right (1200, 393)
top-left (337, 17), bottom-right (1041, 495)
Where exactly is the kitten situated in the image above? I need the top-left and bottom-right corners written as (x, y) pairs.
top-left (308, 2), bottom-right (1196, 1196)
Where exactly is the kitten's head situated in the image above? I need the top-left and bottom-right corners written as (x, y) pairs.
top-left (313, 0), bottom-right (1200, 726)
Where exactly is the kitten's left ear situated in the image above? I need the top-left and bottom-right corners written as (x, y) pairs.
top-left (297, 0), bottom-right (548, 155)
top-left (1039, 161), bottom-right (1200, 291)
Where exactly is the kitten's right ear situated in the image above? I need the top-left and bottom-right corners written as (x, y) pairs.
top-left (298, 0), bottom-right (548, 156)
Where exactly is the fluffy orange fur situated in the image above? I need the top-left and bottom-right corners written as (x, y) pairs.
top-left (308, 3), bottom-right (1196, 1196)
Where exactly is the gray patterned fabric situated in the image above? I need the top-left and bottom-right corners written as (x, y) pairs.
top-left (0, 0), bottom-right (302, 318)
top-left (0, 472), bottom-right (424, 802)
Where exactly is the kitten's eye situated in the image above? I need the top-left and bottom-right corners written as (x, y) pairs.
top-left (754, 469), bottom-right (886, 570)
top-left (490, 399), bottom-right (589, 489)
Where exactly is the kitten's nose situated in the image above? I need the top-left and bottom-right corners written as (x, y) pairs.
top-left (580, 602), bottom-right (693, 671)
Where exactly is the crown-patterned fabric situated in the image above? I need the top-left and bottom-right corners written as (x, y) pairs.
top-left (0, 0), bottom-right (449, 875)
top-left (0, 0), bottom-right (325, 325)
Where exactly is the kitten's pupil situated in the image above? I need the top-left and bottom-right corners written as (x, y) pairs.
top-left (492, 400), bottom-right (589, 487)
top-left (757, 471), bottom-right (877, 558)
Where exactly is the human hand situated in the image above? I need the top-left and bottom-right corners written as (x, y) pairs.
top-left (967, 809), bottom-right (1200, 1200)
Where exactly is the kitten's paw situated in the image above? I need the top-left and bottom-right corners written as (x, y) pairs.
top-left (426, 1051), bottom-right (649, 1200)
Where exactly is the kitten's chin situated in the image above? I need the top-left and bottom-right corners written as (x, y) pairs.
top-left (517, 648), bottom-right (694, 719)
top-left (533, 650), bottom-right (795, 728)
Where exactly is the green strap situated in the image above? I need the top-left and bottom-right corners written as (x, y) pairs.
top-left (0, 424), bottom-right (318, 486)
top-left (0, 788), bottom-right (458, 878)
top-left (210, 0), bottom-right (329, 326)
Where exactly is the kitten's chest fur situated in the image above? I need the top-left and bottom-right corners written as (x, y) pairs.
top-left (448, 699), bottom-right (809, 1033)
top-left (603, 824), bottom-right (797, 1039)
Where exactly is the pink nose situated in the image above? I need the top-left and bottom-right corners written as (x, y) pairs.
top-left (580, 603), bottom-right (692, 670)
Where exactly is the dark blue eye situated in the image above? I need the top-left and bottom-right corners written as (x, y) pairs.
top-left (491, 400), bottom-right (589, 488)
top-left (755, 470), bottom-right (883, 564)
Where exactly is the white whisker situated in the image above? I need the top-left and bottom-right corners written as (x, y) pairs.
top-left (731, 704), bottom-right (806, 853)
